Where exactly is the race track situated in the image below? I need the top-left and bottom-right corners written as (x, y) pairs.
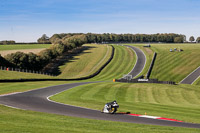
top-left (123, 45), bottom-right (146, 78)
top-left (180, 66), bottom-right (200, 84)
top-left (0, 45), bottom-right (200, 129)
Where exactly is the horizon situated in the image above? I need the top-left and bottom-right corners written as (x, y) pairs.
top-left (0, 0), bottom-right (200, 42)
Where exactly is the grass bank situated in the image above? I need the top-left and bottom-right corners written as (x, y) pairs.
top-left (0, 44), bottom-right (136, 81)
top-left (90, 44), bottom-right (136, 81)
top-left (51, 82), bottom-right (200, 123)
top-left (0, 105), bottom-right (199, 133)
top-left (149, 44), bottom-right (200, 83)
top-left (0, 81), bottom-right (69, 95)
top-left (58, 44), bottom-right (112, 79)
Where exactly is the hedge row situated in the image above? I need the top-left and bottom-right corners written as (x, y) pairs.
top-left (2, 35), bottom-right (87, 71)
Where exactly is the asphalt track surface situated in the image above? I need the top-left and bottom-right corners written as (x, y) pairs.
top-left (124, 45), bottom-right (146, 78)
top-left (0, 46), bottom-right (200, 129)
top-left (180, 66), bottom-right (200, 84)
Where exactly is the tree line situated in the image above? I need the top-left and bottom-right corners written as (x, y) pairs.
top-left (2, 34), bottom-right (87, 71)
top-left (1, 33), bottom-right (199, 72)
top-left (0, 40), bottom-right (16, 45)
top-left (48, 33), bottom-right (186, 44)
top-left (189, 36), bottom-right (200, 43)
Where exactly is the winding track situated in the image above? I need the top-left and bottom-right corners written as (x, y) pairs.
top-left (124, 45), bottom-right (146, 78)
top-left (180, 66), bottom-right (200, 84)
top-left (0, 45), bottom-right (200, 129)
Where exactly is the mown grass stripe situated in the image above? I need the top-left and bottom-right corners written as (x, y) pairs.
top-left (92, 45), bottom-right (135, 81)
top-left (52, 82), bottom-right (200, 123)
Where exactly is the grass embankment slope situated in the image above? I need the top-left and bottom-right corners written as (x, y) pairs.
top-left (90, 44), bottom-right (136, 81)
top-left (0, 44), bottom-right (112, 80)
top-left (51, 82), bottom-right (200, 124)
top-left (58, 44), bottom-right (112, 79)
top-left (0, 44), bottom-right (136, 80)
top-left (148, 44), bottom-right (200, 83)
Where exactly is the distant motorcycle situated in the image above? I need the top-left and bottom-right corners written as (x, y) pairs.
top-left (101, 100), bottom-right (119, 114)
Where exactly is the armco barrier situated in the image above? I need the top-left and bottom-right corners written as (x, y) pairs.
top-left (146, 52), bottom-right (157, 79)
top-left (0, 45), bottom-right (115, 82)
top-left (116, 78), bottom-right (175, 85)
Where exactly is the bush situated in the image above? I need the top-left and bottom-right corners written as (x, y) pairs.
top-left (2, 34), bottom-right (87, 71)
top-left (50, 44), bottom-right (66, 56)
top-left (0, 54), bottom-right (14, 67)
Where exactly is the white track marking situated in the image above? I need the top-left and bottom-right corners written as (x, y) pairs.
top-left (179, 66), bottom-right (200, 84)
top-left (139, 115), bottom-right (160, 119)
top-left (191, 75), bottom-right (200, 85)
top-left (122, 45), bottom-right (146, 79)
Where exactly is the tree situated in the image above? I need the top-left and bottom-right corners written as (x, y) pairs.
top-left (37, 34), bottom-right (51, 44)
top-left (0, 54), bottom-right (14, 66)
top-left (174, 37), bottom-right (183, 43)
top-left (196, 37), bottom-right (200, 43)
top-left (189, 36), bottom-right (195, 42)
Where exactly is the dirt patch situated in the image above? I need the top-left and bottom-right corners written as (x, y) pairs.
top-left (0, 48), bottom-right (46, 56)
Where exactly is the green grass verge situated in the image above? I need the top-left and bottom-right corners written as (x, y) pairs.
top-left (0, 44), bottom-right (51, 51)
top-left (192, 77), bottom-right (200, 85)
top-left (0, 70), bottom-right (53, 79)
top-left (0, 81), bottom-right (70, 95)
top-left (58, 44), bottom-right (112, 79)
top-left (90, 45), bottom-right (136, 81)
top-left (51, 82), bottom-right (200, 123)
top-left (148, 43), bottom-right (200, 83)
top-left (1, 105), bottom-right (199, 133)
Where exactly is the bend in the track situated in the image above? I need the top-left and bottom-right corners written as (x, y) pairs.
top-left (123, 45), bottom-right (146, 79)
top-left (0, 46), bottom-right (200, 129)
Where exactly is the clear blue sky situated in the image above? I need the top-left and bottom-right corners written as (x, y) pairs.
top-left (0, 0), bottom-right (200, 42)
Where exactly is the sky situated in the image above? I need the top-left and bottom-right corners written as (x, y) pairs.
top-left (0, 0), bottom-right (200, 42)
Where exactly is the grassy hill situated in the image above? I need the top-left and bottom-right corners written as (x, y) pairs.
top-left (148, 44), bottom-right (200, 83)
top-left (51, 82), bottom-right (200, 123)
top-left (0, 44), bottom-right (112, 80)
top-left (57, 44), bottom-right (112, 79)
top-left (90, 44), bottom-right (136, 81)
top-left (1, 43), bottom-right (200, 132)
top-left (0, 44), bottom-right (136, 80)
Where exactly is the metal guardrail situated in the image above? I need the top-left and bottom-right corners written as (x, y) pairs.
top-left (115, 78), bottom-right (175, 85)
top-left (146, 52), bottom-right (157, 79)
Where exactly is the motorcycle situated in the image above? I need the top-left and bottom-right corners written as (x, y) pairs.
top-left (101, 100), bottom-right (119, 114)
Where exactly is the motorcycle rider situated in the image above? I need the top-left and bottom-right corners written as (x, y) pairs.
top-left (102, 100), bottom-right (119, 114)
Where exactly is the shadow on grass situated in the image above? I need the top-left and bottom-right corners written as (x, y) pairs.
top-left (44, 46), bottom-right (97, 76)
